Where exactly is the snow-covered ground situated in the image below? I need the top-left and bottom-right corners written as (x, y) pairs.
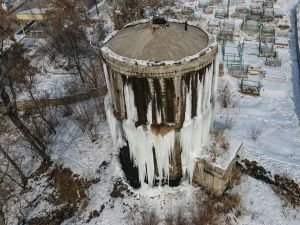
top-left (215, 0), bottom-right (300, 183)
top-left (2, 0), bottom-right (300, 224)
top-left (6, 117), bottom-right (297, 224)
top-left (232, 176), bottom-right (300, 225)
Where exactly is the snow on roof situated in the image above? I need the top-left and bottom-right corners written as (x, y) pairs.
top-left (17, 8), bottom-right (48, 15)
top-left (101, 19), bottom-right (217, 66)
top-left (201, 137), bottom-right (242, 171)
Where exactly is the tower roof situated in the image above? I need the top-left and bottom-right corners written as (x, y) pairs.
top-left (104, 20), bottom-right (210, 62)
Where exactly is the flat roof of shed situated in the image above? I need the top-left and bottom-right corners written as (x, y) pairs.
top-left (104, 22), bottom-right (209, 62)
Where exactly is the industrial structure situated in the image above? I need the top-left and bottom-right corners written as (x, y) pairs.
top-left (102, 18), bottom-right (221, 190)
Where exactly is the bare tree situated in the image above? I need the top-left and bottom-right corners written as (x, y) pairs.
top-left (0, 144), bottom-right (27, 186)
top-left (218, 83), bottom-right (240, 109)
top-left (113, 0), bottom-right (144, 30)
top-left (218, 85), bottom-right (232, 108)
top-left (70, 98), bottom-right (105, 141)
top-left (0, 8), bottom-right (50, 162)
top-left (223, 112), bottom-right (236, 130)
top-left (21, 73), bottom-right (57, 135)
top-left (44, 0), bottom-right (92, 83)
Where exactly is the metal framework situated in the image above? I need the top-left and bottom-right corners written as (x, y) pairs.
top-left (240, 79), bottom-right (261, 95)
top-left (259, 24), bottom-right (275, 43)
top-left (258, 42), bottom-right (277, 57)
top-left (217, 22), bottom-right (235, 41)
top-left (241, 15), bottom-right (261, 32)
top-left (222, 41), bottom-right (248, 78)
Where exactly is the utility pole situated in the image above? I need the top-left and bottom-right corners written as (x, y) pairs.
top-left (94, 0), bottom-right (99, 16)
top-left (227, 0), bottom-right (230, 18)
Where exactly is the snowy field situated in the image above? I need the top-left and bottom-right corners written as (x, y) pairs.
top-left (2, 0), bottom-right (300, 224)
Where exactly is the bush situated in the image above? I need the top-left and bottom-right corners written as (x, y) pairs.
top-left (163, 194), bottom-right (242, 225)
top-left (215, 129), bottom-right (229, 151)
top-left (218, 84), bottom-right (240, 109)
top-left (219, 85), bottom-right (232, 108)
top-left (131, 210), bottom-right (160, 225)
top-left (192, 194), bottom-right (241, 225)
top-left (249, 122), bottom-right (263, 141)
top-left (223, 113), bottom-right (236, 130)
top-left (165, 209), bottom-right (187, 225)
top-left (70, 98), bottom-right (105, 141)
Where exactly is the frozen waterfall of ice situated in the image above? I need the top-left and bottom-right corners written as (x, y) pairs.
top-left (105, 60), bottom-right (218, 186)
top-left (180, 63), bottom-right (215, 181)
top-left (104, 96), bottom-right (126, 149)
top-left (122, 83), bottom-right (175, 185)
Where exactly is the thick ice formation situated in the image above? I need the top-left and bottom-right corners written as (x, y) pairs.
top-left (104, 96), bottom-right (126, 149)
top-left (122, 121), bottom-right (175, 185)
top-left (103, 63), bottom-right (112, 100)
top-left (104, 60), bottom-right (218, 186)
top-left (124, 82), bottom-right (138, 122)
top-left (180, 63), bottom-right (216, 181)
top-left (122, 83), bottom-right (175, 185)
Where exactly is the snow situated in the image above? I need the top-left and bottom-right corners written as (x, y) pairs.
top-left (3, 0), bottom-right (300, 224)
top-left (232, 176), bottom-right (300, 225)
top-left (17, 8), bottom-right (48, 15)
top-left (212, 0), bottom-right (300, 182)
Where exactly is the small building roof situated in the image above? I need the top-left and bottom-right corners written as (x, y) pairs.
top-left (104, 21), bottom-right (209, 62)
top-left (16, 8), bottom-right (48, 21)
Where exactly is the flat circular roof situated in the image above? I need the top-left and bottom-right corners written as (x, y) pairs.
top-left (104, 21), bottom-right (210, 62)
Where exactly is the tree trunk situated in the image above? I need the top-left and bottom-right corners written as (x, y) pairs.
top-left (0, 145), bottom-right (28, 187)
top-left (0, 84), bottom-right (50, 162)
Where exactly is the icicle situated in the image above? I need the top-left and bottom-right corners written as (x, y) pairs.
top-left (124, 82), bottom-right (138, 122)
top-left (123, 122), bottom-right (155, 185)
top-left (196, 74), bottom-right (203, 117)
top-left (123, 121), bottom-right (176, 186)
top-left (213, 59), bottom-right (219, 96)
top-left (155, 96), bottom-right (162, 124)
top-left (151, 130), bottom-right (175, 182)
top-left (147, 100), bottom-right (153, 124)
top-left (180, 64), bottom-right (215, 182)
top-left (184, 79), bottom-right (192, 121)
top-left (118, 80), bottom-right (177, 186)
top-left (103, 63), bottom-right (112, 100)
top-left (104, 96), bottom-right (126, 148)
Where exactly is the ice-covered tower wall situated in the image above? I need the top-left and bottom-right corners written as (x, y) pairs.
top-left (101, 19), bottom-right (218, 187)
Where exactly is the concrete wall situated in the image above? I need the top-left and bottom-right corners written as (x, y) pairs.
top-left (0, 87), bottom-right (107, 113)
top-left (193, 158), bottom-right (237, 196)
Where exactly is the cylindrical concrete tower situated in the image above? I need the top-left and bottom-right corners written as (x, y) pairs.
top-left (102, 19), bottom-right (218, 187)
